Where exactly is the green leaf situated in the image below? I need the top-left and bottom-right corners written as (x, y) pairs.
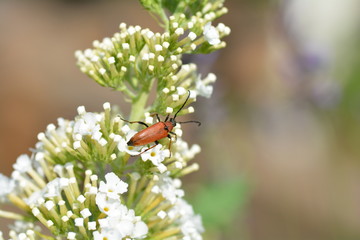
top-left (161, 0), bottom-right (182, 14)
top-left (191, 176), bottom-right (249, 229)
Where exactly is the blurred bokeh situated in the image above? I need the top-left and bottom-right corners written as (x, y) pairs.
top-left (1, 0), bottom-right (360, 239)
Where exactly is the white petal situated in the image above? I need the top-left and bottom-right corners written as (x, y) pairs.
top-left (132, 221), bottom-right (149, 238)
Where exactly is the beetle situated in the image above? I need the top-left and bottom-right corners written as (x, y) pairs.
top-left (120, 90), bottom-right (201, 154)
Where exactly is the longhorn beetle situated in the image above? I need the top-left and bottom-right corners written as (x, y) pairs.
top-left (120, 90), bottom-right (201, 155)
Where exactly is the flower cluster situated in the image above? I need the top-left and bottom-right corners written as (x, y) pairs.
top-left (0, 0), bottom-right (230, 238)
top-left (75, 1), bottom-right (229, 116)
top-left (0, 104), bottom-right (202, 239)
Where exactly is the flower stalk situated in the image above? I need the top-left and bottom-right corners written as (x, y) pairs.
top-left (130, 90), bottom-right (150, 122)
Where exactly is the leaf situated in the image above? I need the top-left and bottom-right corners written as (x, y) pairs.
top-left (161, 0), bottom-right (182, 14)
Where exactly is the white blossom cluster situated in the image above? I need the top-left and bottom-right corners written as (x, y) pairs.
top-left (0, 104), bottom-right (202, 239)
top-left (75, 1), bottom-right (230, 115)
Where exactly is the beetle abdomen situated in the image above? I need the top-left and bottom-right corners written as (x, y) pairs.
top-left (127, 122), bottom-right (173, 146)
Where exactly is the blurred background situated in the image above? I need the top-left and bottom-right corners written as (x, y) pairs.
top-left (1, 0), bottom-right (360, 239)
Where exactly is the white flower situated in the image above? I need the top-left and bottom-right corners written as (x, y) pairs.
top-left (181, 215), bottom-right (204, 240)
top-left (118, 138), bottom-right (142, 155)
top-left (117, 125), bottom-right (142, 155)
top-left (13, 154), bottom-right (32, 173)
top-left (73, 112), bottom-right (102, 141)
top-left (196, 78), bottom-right (213, 98)
top-left (93, 217), bottom-right (149, 240)
top-left (152, 173), bottom-right (184, 204)
top-left (116, 219), bottom-right (136, 237)
top-left (203, 22), bottom-right (220, 45)
top-left (10, 220), bottom-right (38, 233)
top-left (25, 178), bottom-right (65, 206)
top-left (25, 189), bottom-right (44, 206)
top-left (131, 221), bottom-right (149, 238)
top-left (0, 174), bottom-right (15, 202)
top-left (67, 232), bottom-right (76, 240)
top-left (5, 230), bottom-right (35, 240)
top-left (95, 192), bottom-right (126, 217)
top-left (106, 211), bottom-right (148, 239)
top-left (141, 144), bottom-right (170, 171)
top-left (74, 218), bottom-right (84, 227)
top-left (80, 208), bottom-right (92, 218)
top-left (95, 194), bottom-right (149, 239)
top-left (93, 229), bottom-right (123, 240)
top-left (174, 139), bottom-right (201, 160)
top-left (44, 178), bottom-right (64, 198)
top-left (54, 117), bottom-right (73, 139)
top-left (99, 172), bottom-right (128, 199)
top-left (169, 199), bottom-right (204, 240)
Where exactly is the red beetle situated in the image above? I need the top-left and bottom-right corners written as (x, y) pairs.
top-left (121, 90), bottom-right (201, 154)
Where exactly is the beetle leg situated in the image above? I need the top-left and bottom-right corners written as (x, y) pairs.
top-left (155, 114), bottom-right (161, 122)
top-left (120, 117), bottom-right (149, 128)
top-left (149, 113), bottom-right (161, 122)
top-left (168, 131), bottom-right (177, 142)
top-left (136, 142), bottom-right (158, 155)
top-left (167, 132), bottom-right (177, 157)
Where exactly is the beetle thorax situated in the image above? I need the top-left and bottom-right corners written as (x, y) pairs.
top-left (164, 121), bottom-right (175, 132)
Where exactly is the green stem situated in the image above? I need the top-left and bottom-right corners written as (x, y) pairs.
top-left (130, 90), bottom-right (150, 121)
top-left (35, 231), bottom-right (56, 240)
top-left (158, 8), bottom-right (169, 29)
top-left (149, 6), bottom-right (168, 30)
top-left (0, 210), bottom-right (25, 220)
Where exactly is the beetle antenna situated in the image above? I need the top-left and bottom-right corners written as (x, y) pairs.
top-left (177, 120), bottom-right (201, 126)
top-left (174, 90), bottom-right (191, 119)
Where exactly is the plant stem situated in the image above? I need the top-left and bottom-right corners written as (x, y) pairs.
top-left (0, 210), bottom-right (25, 220)
top-left (130, 90), bottom-right (150, 121)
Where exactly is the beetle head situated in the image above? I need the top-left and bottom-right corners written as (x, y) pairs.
top-left (170, 118), bottom-right (177, 127)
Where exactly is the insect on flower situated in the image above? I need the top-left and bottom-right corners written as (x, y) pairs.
top-left (121, 90), bottom-right (201, 155)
